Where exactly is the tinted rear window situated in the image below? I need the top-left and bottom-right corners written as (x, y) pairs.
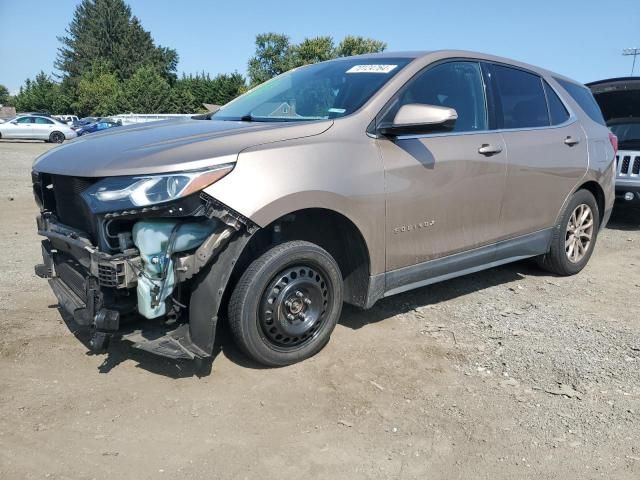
top-left (491, 65), bottom-right (550, 129)
top-left (555, 78), bottom-right (605, 125)
top-left (543, 81), bottom-right (570, 125)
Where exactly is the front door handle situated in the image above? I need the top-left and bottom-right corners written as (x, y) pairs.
top-left (564, 136), bottom-right (580, 146)
top-left (478, 144), bottom-right (503, 156)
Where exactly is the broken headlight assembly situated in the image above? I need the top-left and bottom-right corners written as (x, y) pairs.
top-left (81, 164), bottom-right (234, 213)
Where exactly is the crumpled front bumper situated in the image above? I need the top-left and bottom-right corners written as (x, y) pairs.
top-left (35, 236), bottom-right (136, 352)
top-left (35, 208), bottom-right (252, 360)
top-left (35, 231), bottom-right (218, 360)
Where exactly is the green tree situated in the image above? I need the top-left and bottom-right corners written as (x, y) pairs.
top-left (208, 73), bottom-right (247, 105)
top-left (248, 33), bottom-right (292, 86)
top-left (14, 72), bottom-right (70, 113)
top-left (248, 33), bottom-right (388, 86)
top-left (172, 72), bottom-right (246, 112)
top-left (56, 0), bottom-right (178, 85)
top-left (0, 84), bottom-right (10, 105)
top-left (120, 66), bottom-right (171, 113)
top-left (290, 36), bottom-right (335, 68)
top-left (73, 62), bottom-right (122, 116)
top-left (168, 81), bottom-right (198, 113)
top-left (335, 36), bottom-right (387, 57)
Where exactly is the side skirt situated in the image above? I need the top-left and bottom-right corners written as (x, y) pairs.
top-left (364, 228), bottom-right (553, 306)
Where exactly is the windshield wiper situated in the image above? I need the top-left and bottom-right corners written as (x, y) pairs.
top-left (216, 114), bottom-right (312, 123)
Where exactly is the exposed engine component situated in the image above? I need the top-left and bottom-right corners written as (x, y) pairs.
top-left (132, 219), bottom-right (220, 319)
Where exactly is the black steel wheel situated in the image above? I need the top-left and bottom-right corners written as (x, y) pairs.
top-left (49, 131), bottom-right (65, 143)
top-left (259, 265), bottom-right (331, 351)
top-left (229, 241), bottom-right (343, 367)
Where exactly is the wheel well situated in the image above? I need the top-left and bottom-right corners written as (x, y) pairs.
top-left (229, 209), bottom-right (371, 308)
top-left (577, 181), bottom-right (605, 223)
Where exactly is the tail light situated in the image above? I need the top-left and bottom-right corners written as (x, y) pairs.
top-left (609, 132), bottom-right (618, 155)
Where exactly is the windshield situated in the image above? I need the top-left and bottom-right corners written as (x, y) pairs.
top-left (213, 57), bottom-right (412, 122)
top-left (609, 120), bottom-right (640, 150)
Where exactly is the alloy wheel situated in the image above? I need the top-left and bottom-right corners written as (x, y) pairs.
top-left (565, 203), bottom-right (594, 263)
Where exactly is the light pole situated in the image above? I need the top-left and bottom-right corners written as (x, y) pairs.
top-left (623, 48), bottom-right (640, 76)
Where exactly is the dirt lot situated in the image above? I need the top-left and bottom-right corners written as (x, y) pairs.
top-left (0, 140), bottom-right (639, 480)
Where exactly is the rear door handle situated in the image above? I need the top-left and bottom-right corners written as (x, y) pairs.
top-left (478, 144), bottom-right (503, 156)
top-left (564, 136), bottom-right (580, 146)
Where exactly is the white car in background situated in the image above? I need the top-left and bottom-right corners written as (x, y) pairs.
top-left (54, 115), bottom-right (79, 125)
top-left (0, 115), bottom-right (77, 143)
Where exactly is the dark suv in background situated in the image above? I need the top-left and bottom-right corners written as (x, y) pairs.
top-left (588, 77), bottom-right (640, 203)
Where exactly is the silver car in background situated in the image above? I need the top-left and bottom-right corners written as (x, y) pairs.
top-left (0, 115), bottom-right (77, 143)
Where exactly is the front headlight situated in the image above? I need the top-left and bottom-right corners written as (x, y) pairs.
top-left (82, 164), bottom-right (234, 213)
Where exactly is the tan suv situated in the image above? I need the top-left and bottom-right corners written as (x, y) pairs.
top-left (33, 50), bottom-right (616, 367)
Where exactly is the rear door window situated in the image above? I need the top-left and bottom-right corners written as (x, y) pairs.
top-left (555, 78), bottom-right (606, 125)
top-left (543, 81), bottom-right (570, 125)
top-left (35, 117), bottom-right (54, 124)
top-left (490, 64), bottom-right (550, 129)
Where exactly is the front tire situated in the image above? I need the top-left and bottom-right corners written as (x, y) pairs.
top-left (536, 189), bottom-right (600, 276)
top-left (228, 241), bottom-right (343, 367)
top-left (49, 131), bottom-right (65, 143)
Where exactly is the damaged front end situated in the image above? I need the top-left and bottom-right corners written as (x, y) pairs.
top-left (32, 168), bottom-right (256, 360)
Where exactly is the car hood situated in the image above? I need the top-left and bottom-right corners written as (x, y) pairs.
top-left (33, 118), bottom-right (333, 177)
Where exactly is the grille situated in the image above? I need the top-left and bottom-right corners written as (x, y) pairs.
top-left (97, 262), bottom-right (126, 288)
top-left (616, 153), bottom-right (640, 178)
top-left (53, 255), bottom-right (87, 301)
top-left (50, 175), bottom-right (99, 236)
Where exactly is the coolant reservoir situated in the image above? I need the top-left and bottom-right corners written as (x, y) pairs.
top-left (132, 219), bottom-right (218, 319)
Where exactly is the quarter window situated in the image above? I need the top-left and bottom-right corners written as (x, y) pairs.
top-left (543, 81), bottom-right (570, 125)
top-left (554, 78), bottom-right (606, 126)
top-left (384, 61), bottom-right (488, 133)
top-left (491, 65), bottom-right (550, 129)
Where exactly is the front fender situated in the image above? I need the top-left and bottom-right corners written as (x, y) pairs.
top-left (188, 231), bottom-right (253, 355)
top-left (203, 134), bottom-right (387, 274)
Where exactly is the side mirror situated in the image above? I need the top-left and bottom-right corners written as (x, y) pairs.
top-left (379, 104), bottom-right (458, 136)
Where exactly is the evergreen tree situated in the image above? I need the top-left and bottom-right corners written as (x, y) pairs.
top-left (73, 62), bottom-right (122, 116)
top-left (0, 85), bottom-right (10, 106)
top-left (14, 72), bottom-right (70, 113)
top-left (168, 80), bottom-right (198, 113)
top-left (55, 0), bottom-right (178, 85)
top-left (120, 66), bottom-right (171, 113)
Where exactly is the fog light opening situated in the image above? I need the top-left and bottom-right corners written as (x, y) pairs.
top-left (624, 192), bottom-right (634, 201)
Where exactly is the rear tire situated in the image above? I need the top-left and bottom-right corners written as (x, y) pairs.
top-left (49, 131), bottom-right (65, 143)
top-left (228, 241), bottom-right (343, 367)
top-left (536, 189), bottom-right (600, 276)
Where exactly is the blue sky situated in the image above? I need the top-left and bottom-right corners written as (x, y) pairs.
top-left (1, 0), bottom-right (639, 93)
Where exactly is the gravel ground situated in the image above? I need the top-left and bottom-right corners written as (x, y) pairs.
top-left (0, 140), bottom-right (639, 480)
